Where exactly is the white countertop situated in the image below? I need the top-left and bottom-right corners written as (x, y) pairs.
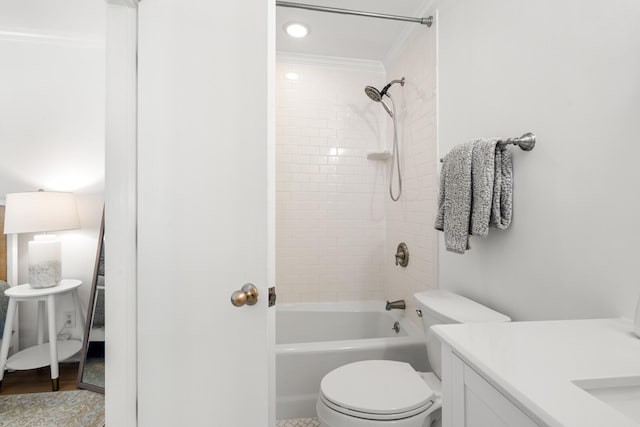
top-left (432, 318), bottom-right (640, 427)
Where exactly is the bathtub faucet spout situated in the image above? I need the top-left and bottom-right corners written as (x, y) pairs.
top-left (385, 299), bottom-right (406, 311)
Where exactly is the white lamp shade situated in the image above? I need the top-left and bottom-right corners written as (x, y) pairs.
top-left (4, 191), bottom-right (80, 234)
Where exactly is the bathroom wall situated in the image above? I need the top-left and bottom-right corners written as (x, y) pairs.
top-left (276, 56), bottom-right (389, 303)
top-left (437, 0), bottom-right (640, 320)
top-left (0, 2), bottom-right (105, 347)
top-left (382, 27), bottom-right (439, 322)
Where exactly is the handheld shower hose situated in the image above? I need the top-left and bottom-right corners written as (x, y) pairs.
top-left (364, 77), bottom-right (404, 201)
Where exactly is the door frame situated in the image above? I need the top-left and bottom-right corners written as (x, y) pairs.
top-left (104, 1), bottom-right (138, 425)
top-left (105, 1), bottom-right (276, 425)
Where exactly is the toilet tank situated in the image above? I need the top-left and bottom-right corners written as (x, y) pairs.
top-left (414, 290), bottom-right (511, 378)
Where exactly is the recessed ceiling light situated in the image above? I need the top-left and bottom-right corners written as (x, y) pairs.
top-left (285, 23), bottom-right (308, 38)
top-left (285, 72), bottom-right (300, 80)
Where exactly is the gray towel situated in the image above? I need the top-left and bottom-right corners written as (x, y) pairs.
top-left (470, 138), bottom-right (499, 237)
top-left (435, 139), bottom-right (513, 254)
top-left (489, 144), bottom-right (513, 229)
top-left (434, 142), bottom-right (475, 254)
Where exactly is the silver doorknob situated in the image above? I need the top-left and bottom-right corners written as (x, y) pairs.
top-left (231, 283), bottom-right (259, 307)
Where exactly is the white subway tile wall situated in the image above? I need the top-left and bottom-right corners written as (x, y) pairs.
top-left (276, 61), bottom-right (389, 303)
top-left (384, 28), bottom-right (438, 324)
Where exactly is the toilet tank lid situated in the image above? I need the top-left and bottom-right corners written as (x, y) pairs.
top-left (414, 290), bottom-right (511, 324)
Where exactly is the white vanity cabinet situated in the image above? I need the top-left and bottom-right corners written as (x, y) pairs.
top-left (433, 319), bottom-right (640, 427)
top-left (441, 343), bottom-right (541, 427)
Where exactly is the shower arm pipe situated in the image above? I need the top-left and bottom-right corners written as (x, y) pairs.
top-left (276, 1), bottom-right (434, 27)
top-left (439, 133), bottom-right (536, 163)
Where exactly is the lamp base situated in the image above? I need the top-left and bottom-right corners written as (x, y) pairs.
top-left (28, 235), bottom-right (62, 288)
top-left (28, 261), bottom-right (61, 288)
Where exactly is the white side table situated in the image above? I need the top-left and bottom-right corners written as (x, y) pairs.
top-left (0, 279), bottom-right (85, 391)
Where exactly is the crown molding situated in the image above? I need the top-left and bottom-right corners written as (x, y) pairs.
top-left (0, 27), bottom-right (104, 48)
top-left (383, 0), bottom-right (439, 67)
top-left (277, 51), bottom-right (386, 74)
top-left (106, 0), bottom-right (139, 7)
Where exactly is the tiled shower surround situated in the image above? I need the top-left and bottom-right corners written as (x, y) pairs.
top-left (276, 59), bottom-right (388, 303)
top-left (276, 30), bottom-right (437, 306)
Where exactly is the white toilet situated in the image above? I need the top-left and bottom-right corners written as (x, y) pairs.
top-left (315, 289), bottom-right (511, 427)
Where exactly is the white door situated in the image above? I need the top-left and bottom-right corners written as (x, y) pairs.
top-left (135, 1), bottom-right (275, 426)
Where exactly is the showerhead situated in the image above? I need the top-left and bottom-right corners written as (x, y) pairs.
top-left (364, 86), bottom-right (382, 102)
top-left (364, 77), bottom-right (405, 118)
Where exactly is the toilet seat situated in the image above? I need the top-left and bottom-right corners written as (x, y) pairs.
top-left (319, 360), bottom-right (435, 421)
top-left (320, 394), bottom-right (434, 421)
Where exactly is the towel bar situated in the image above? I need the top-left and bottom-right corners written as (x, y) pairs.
top-left (440, 132), bottom-right (536, 162)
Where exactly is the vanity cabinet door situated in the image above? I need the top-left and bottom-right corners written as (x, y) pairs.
top-left (448, 353), bottom-right (540, 427)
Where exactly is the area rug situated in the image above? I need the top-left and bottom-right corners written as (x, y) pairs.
top-left (82, 357), bottom-right (105, 389)
top-left (0, 390), bottom-right (104, 427)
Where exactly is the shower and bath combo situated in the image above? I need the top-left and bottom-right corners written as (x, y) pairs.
top-left (365, 77), bottom-right (404, 201)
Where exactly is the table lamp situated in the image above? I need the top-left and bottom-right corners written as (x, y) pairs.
top-left (3, 191), bottom-right (80, 288)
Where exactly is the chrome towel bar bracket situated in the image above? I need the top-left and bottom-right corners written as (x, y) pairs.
top-left (499, 132), bottom-right (536, 151)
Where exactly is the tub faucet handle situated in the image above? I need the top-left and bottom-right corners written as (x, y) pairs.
top-left (395, 242), bottom-right (409, 267)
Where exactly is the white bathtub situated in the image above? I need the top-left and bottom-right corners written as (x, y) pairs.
top-left (276, 301), bottom-right (430, 420)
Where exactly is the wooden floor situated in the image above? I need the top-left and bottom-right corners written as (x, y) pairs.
top-left (0, 362), bottom-right (80, 395)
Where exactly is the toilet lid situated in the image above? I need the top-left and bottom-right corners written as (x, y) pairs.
top-left (320, 360), bottom-right (435, 417)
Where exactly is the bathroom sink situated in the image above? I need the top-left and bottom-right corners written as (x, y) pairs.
top-left (573, 376), bottom-right (640, 424)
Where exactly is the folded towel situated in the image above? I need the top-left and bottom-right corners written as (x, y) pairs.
top-left (434, 142), bottom-right (475, 254)
top-left (470, 138), bottom-right (499, 237)
top-left (489, 144), bottom-right (513, 229)
top-left (435, 139), bottom-right (514, 254)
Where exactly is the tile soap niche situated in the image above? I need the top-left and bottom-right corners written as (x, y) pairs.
top-left (366, 151), bottom-right (391, 160)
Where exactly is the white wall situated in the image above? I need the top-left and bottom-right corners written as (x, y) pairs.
top-left (0, 0), bottom-right (105, 39)
top-left (382, 25), bottom-right (439, 323)
top-left (276, 56), bottom-right (389, 302)
top-left (0, 2), bottom-right (105, 347)
top-left (437, 0), bottom-right (640, 320)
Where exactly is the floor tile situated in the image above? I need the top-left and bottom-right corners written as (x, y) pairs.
top-left (276, 418), bottom-right (321, 427)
